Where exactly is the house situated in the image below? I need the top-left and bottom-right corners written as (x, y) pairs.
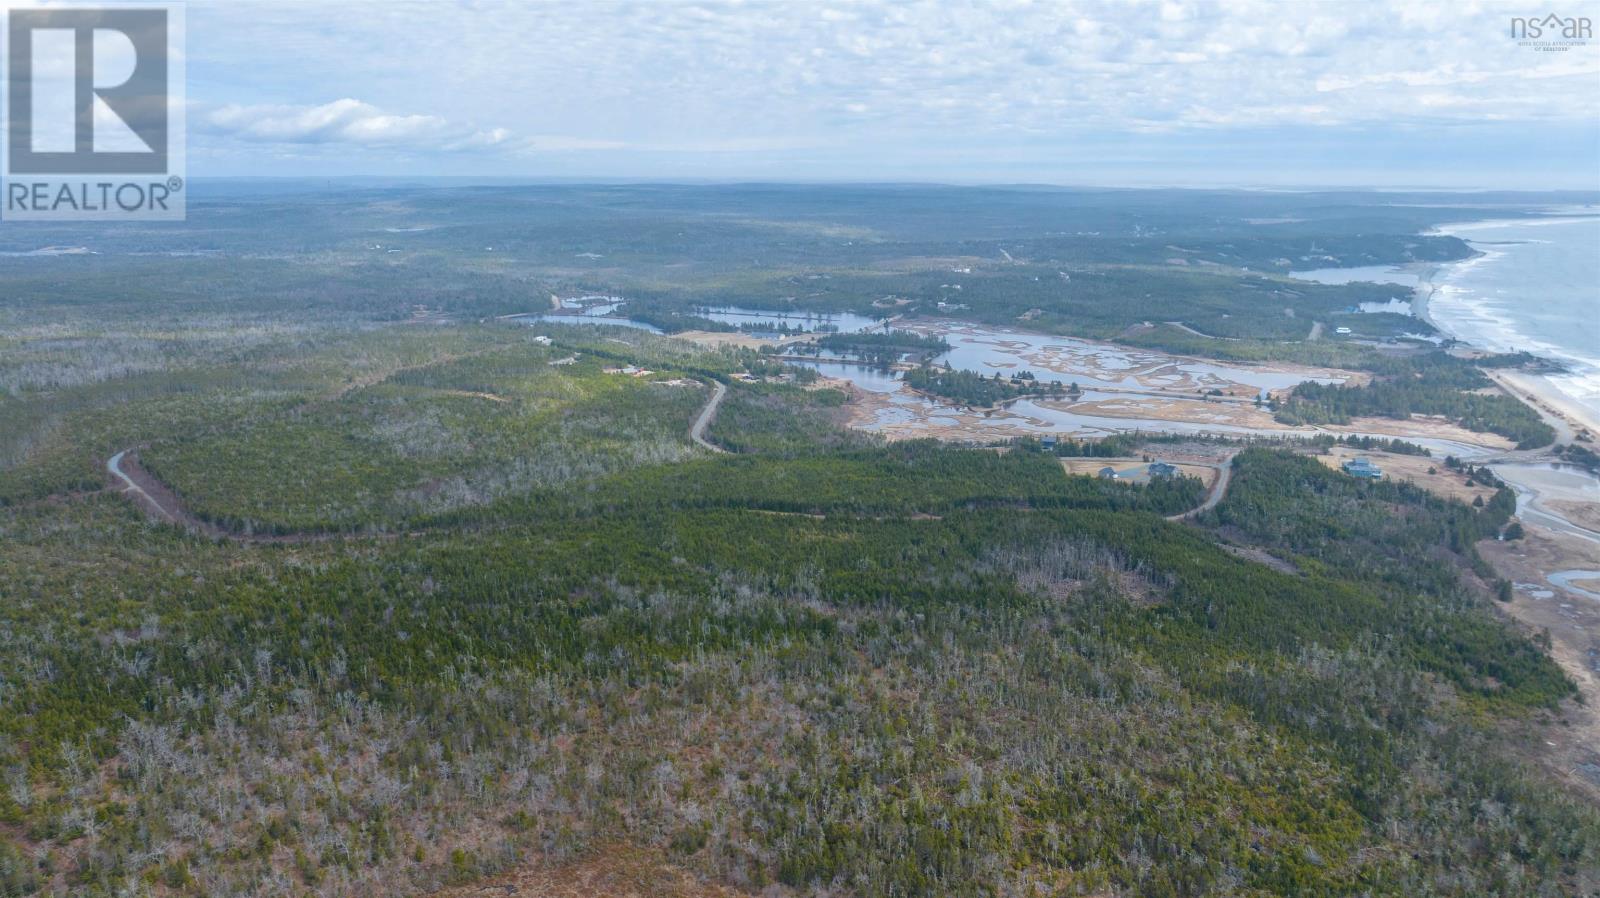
top-left (531, 335), bottom-right (552, 346)
top-left (1147, 461), bottom-right (1178, 479)
top-left (1335, 326), bottom-right (1352, 335)
top-left (1342, 457), bottom-right (1382, 479)
top-left (1098, 466), bottom-right (1118, 480)
top-left (1041, 435), bottom-right (1058, 450)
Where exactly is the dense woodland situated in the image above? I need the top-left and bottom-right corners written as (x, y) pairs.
top-left (902, 363), bottom-right (1071, 407)
top-left (2, 184), bottom-right (1597, 897)
top-left (1275, 353), bottom-right (1557, 448)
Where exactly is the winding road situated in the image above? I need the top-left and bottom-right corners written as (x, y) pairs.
top-left (106, 379), bottom-right (736, 539)
top-left (107, 450), bottom-right (179, 525)
top-left (106, 449), bottom-right (357, 542)
top-left (1166, 452), bottom-right (1238, 521)
top-left (690, 380), bottom-right (729, 453)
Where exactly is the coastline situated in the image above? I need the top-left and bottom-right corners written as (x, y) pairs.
top-left (1407, 261), bottom-right (1445, 330)
top-left (1413, 215), bottom-right (1600, 797)
top-left (1489, 369), bottom-right (1600, 445)
top-left (1410, 226), bottom-right (1600, 443)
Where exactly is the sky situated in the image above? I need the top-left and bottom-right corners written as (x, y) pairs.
top-left (166, 0), bottom-right (1600, 188)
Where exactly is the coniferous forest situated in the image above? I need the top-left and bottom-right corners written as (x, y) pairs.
top-left (1, 184), bottom-right (1596, 897)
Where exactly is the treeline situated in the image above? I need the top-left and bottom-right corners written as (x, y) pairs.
top-left (1275, 352), bottom-right (1556, 448)
top-left (814, 330), bottom-right (949, 353)
top-left (622, 307), bottom-right (737, 333)
top-left (1030, 432), bottom-right (1144, 457)
top-left (426, 440), bottom-right (1208, 525)
top-left (902, 364), bottom-right (1072, 407)
top-left (1211, 449), bottom-right (1519, 609)
top-left (1557, 442), bottom-right (1600, 473)
top-left (1326, 433), bottom-right (1432, 456)
top-left (705, 383), bottom-right (877, 457)
top-left (772, 330), bottom-right (952, 368)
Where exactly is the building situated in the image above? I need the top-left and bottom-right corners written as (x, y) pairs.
top-left (1147, 461), bottom-right (1178, 479)
top-left (1342, 457), bottom-right (1382, 479)
top-left (1335, 326), bottom-right (1353, 335)
top-left (1098, 466), bottom-right (1118, 479)
top-left (1041, 435), bottom-right (1058, 450)
top-left (531, 335), bottom-right (552, 346)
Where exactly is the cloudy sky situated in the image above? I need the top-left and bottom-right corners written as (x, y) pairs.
top-left (178, 0), bottom-right (1600, 187)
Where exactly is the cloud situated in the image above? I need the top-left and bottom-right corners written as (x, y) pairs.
top-left (178, 1), bottom-right (1600, 182)
top-left (190, 3), bottom-right (1600, 140)
top-left (198, 99), bottom-right (637, 157)
top-left (201, 98), bottom-right (510, 151)
top-left (515, 135), bottom-right (628, 152)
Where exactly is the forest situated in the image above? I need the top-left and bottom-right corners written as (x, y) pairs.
top-left (901, 363), bottom-right (1071, 407)
top-left (1, 183), bottom-right (1596, 897)
top-left (3, 318), bottom-right (1594, 896)
top-left (1274, 352), bottom-right (1557, 448)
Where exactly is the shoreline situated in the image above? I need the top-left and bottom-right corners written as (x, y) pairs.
top-left (1414, 224), bottom-right (1600, 444)
top-left (1489, 369), bottom-right (1600, 445)
top-left (1415, 217), bottom-right (1600, 771)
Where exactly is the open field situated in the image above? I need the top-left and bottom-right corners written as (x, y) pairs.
top-left (1315, 446), bottom-right (1501, 504)
top-left (672, 330), bottom-right (813, 351)
top-left (1060, 456), bottom-right (1219, 488)
top-left (837, 376), bottom-right (1519, 452)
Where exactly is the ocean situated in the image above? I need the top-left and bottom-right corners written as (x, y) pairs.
top-left (1427, 215), bottom-right (1600, 425)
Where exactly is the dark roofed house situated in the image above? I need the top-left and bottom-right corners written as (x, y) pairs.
top-left (1098, 466), bottom-right (1118, 480)
top-left (1147, 461), bottom-right (1178, 478)
top-left (1041, 435), bottom-right (1058, 450)
top-left (1342, 457), bottom-right (1382, 479)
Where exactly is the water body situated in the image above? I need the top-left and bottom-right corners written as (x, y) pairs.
top-left (517, 314), bottom-right (663, 333)
top-left (919, 323), bottom-right (1344, 394)
top-left (695, 305), bottom-right (884, 334)
top-left (790, 322), bottom-right (1507, 455)
top-left (1490, 461), bottom-right (1600, 545)
top-left (1288, 264), bottom-right (1424, 291)
top-left (1549, 570), bottom-right (1600, 602)
top-left (1427, 216), bottom-right (1600, 426)
top-left (791, 360), bottom-right (902, 393)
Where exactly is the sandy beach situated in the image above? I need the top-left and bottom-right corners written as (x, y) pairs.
top-left (1490, 369), bottom-right (1600, 444)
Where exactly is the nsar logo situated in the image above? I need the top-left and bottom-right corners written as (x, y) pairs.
top-left (1511, 13), bottom-right (1594, 51)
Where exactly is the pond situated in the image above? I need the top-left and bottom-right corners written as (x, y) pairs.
top-left (695, 305), bottom-right (885, 334)
top-left (516, 314), bottom-right (664, 333)
top-left (1286, 264), bottom-right (1423, 290)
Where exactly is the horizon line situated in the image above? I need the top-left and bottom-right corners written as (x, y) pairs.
top-left (187, 176), bottom-right (1600, 195)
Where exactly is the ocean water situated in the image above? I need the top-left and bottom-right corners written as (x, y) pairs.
top-left (1428, 216), bottom-right (1600, 423)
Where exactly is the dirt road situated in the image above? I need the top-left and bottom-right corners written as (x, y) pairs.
top-left (1166, 452), bottom-right (1237, 521)
top-left (690, 380), bottom-right (729, 453)
top-left (108, 450), bottom-right (226, 538)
